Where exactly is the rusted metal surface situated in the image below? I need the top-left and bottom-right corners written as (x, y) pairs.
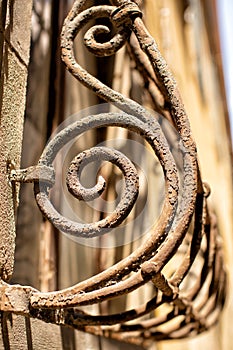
top-left (34, 112), bottom-right (177, 240)
top-left (9, 164), bottom-right (55, 185)
top-left (1, 0), bottom-right (226, 347)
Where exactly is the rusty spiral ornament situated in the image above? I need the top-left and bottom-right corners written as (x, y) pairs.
top-left (34, 112), bottom-right (178, 239)
top-left (1, 0), bottom-right (226, 346)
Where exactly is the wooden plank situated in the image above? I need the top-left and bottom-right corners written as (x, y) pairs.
top-left (144, 0), bottom-right (232, 349)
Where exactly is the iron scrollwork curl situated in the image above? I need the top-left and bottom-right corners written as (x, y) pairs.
top-left (34, 112), bottom-right (178, 239)
top-left (2, 0), bottom-right (226, 346)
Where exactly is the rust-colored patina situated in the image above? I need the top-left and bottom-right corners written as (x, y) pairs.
top-left (0, 0), bottom-right (226, 347)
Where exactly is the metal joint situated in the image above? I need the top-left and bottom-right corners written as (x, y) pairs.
top-left (111, 2), bottom-right (142, 28)
top-left (9, 164), bottom-right (55, 186)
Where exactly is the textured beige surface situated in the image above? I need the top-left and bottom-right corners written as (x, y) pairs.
top-left (145, 0), bottom-right (233, 349)
top-left (0, 0), bottom-right (32, 281)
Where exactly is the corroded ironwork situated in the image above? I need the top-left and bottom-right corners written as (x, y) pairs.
top-left (1, 0), bottom-right (226, 347)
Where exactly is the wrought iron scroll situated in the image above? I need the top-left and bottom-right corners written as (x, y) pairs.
top-left (1, 0), bottom-right (226, 347)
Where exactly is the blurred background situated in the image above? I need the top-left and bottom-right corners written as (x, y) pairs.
top-left (0, 0), bottom-right (232, 349)
top-left (218, 0), bottom-right (233, 138)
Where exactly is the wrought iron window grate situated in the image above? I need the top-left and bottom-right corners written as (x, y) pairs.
top-left (0, 0), bottom-right (226, 347)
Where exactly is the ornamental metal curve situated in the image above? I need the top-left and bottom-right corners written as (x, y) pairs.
top-left (1, 0), bottom-right (226, 347)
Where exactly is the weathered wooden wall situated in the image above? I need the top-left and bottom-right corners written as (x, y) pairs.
top-left (144, 1), bottom-right (233, 349)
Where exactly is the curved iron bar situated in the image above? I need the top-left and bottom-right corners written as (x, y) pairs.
top-left (34, 112), bottom-right (178, 239)
top-left (31, 111), bottom-right (180, 308)
top-left (1, 0), bottom-right (226, 345)
top-left (30, 0), bottom-right (198, 306)
top-left (60, 0), bottom-right (198, 268)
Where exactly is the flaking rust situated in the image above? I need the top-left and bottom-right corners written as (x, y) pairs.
top-left (1, 0), bottom-right (226, 345)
